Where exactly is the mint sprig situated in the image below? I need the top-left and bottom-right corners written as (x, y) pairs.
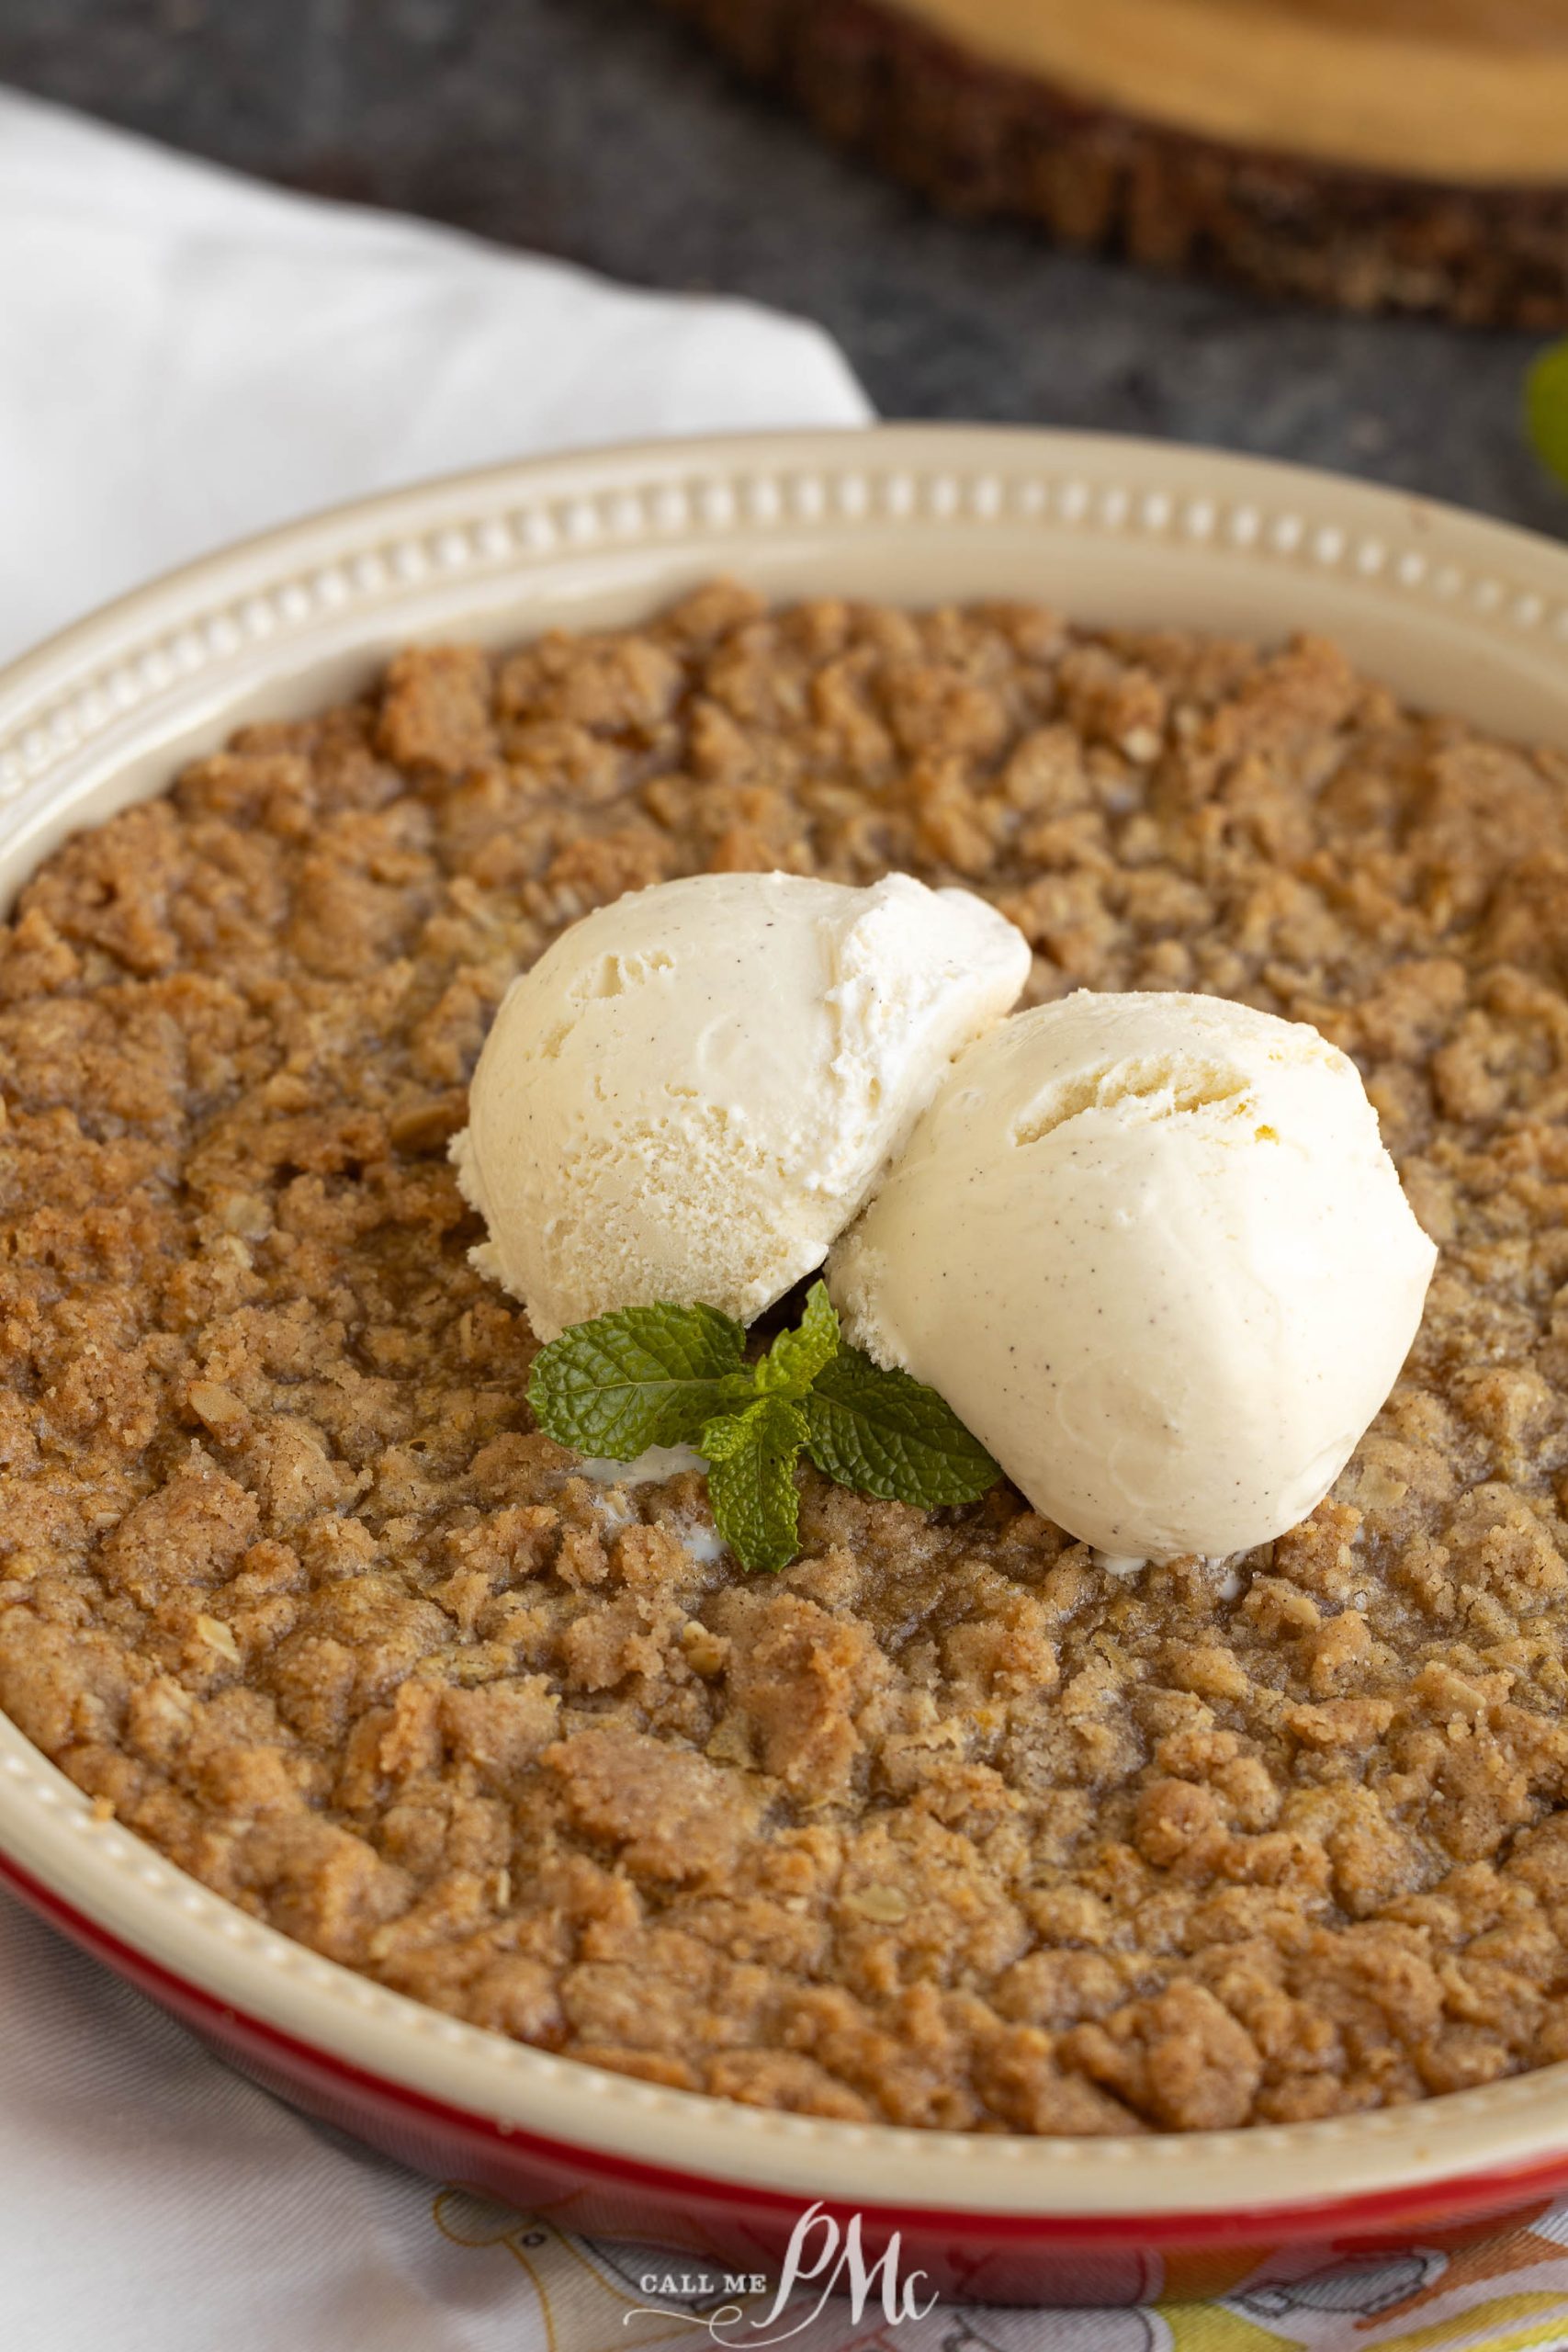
top-left (526, 1282), bottom-right (998, 1572)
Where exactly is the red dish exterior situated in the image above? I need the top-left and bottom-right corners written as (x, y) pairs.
top-left (5, 1847), bottom-right (1565, 2308)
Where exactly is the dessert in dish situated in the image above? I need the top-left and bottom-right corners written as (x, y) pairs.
top-left (1, 582), bottom-right (1566, 2135)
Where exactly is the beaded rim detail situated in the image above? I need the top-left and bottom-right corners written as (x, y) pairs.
top-left (6, 428), bottom-right (1568, 812)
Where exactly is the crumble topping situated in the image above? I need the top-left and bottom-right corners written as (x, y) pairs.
top-left (2, 582), bottom-right (1566, 2132)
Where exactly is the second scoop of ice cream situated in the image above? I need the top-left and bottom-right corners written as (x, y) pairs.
top-left (452, 870), bottom-right (1031, 1341)
top-left (828, 989), bottom-right (1437, 1563)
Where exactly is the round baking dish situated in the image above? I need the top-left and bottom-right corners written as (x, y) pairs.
top-left (5, 426), bottom-right (1568, 2305)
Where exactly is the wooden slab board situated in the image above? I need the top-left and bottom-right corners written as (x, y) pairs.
top-left (663, 0), bottom-right (1568, 324)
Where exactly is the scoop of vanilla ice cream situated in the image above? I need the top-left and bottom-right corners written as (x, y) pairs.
top-left (828, 990), bottom-right (1437, 1562)
top-left (452, 871), bottom-right (1031, 1341)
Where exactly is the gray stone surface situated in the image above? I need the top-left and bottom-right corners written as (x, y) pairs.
top-left (3, 0), bottom-right (1565, 535)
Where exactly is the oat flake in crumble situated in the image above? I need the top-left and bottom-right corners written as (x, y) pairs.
top-left (2, 582), bottom-right (1567, 2134)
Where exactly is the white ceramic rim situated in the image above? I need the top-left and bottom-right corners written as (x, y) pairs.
top-left (5, 424), bottom-right (1568, 2221)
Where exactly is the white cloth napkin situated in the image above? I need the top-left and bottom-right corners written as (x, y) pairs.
top-left (0, 86), bottom-right (870, 667)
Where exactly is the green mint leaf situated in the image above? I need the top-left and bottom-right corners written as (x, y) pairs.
top-left (1527, 341), bottom-right (1568, 492)
top-left (756, 1279), bottom-right (840, 1397)
top-left (700, 1396), bottom-right (807, 1574)
top-left (528, 1302), bottom-right (753, 1460)
top-left (803, 1344), bottom-right (1000, 1509)
top-left (529, 1285), bottom-right (998, 1570)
